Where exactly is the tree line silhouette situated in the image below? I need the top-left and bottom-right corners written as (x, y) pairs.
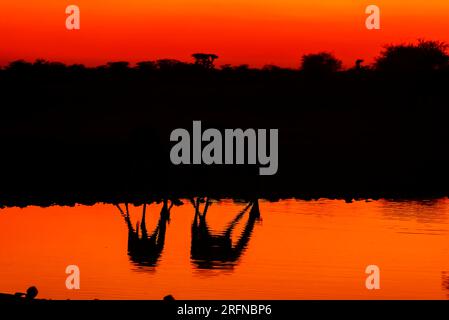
top-left (0, 39), bottom-right (448, 202)
top-left (1, 40), bottom-right (448, 77)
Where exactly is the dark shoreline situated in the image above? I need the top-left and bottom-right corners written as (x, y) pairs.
top-left (1, 56), bottom-right (448, 207)
top-left (0, 190), bottom-right (447, 208)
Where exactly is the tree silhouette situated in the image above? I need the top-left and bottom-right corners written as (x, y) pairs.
top-left (375, 40), bottom-right (449, 73)
top-left (136, 61), bottom-right (157, 72)
top-left (6, 60), bottom-right (33, 73)
top-left (156, 59), bottom-right (187, 71)
top-left (262, 64), bottom-right (282, 72)
top-left (234, 64), bottom-right (250, 72)
top-left (106, 61), bottom-right (130, 72)
top-left (192, 53), bottom-right (219, 69)
top-left (300, 52), bottom-right (342, 75)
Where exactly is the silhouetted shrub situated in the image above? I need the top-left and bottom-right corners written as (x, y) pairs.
top-left (192, 53), bottom-right (219, 69)
top-left (375, 40), bottom-right (449, 73)
top-left (6, 60), bottom-right (34, 73)
top-left (300, 52), bottom-right (342, 75)
top-left (136, 61), bottom-right (157, 72)
top-left (106, 61), bottom-right (130, 72)
top-left (156, 59), bottom-right (191, 72)
top-left (262, 65), bottom-right (282, 72)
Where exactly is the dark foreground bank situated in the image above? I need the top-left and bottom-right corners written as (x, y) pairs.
top-left (1, 300), bottom-right (448, 319)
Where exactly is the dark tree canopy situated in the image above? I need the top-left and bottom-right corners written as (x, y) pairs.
top-left (156, 59), bottom-right (186, 71)
top-left (300, 52), bottom-right (342, 74)
top-left (192, 53), bottom-right (219, 69)
top-left (375, 40), bottom-right (449, 73)
top-left (7, 60), bottom-right (33, 72)
top-left (106, 61), bottom-right (130, 72)
top-left (136, 61), bottom-right (157, 72)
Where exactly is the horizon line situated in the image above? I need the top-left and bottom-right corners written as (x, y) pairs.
top-left (1, 38), bottom-right (447, 70)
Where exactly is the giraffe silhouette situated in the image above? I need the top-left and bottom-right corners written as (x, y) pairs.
top-left (190, 197), bottom-right (261, 269)
top-left (116, 200), bottom-right (173, 268)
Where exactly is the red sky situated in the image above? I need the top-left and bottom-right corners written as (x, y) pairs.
top-left (1, 1), bottom-right (449, 68)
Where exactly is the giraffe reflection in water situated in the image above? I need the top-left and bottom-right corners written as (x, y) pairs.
top-left (190, 198), bottom-right (262, 269)
top-left (116, 200), bottom-right (173, 268)
top-left (115, 198), bottom-right (261, 271)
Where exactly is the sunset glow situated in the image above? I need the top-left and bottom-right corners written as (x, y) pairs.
top-left (1, 1), bottom-right (449, 67)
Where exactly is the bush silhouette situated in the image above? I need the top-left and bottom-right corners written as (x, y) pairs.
top-left (192, 53), bottom-right (219, 69)
top-left (7, 60), bottom-right (34, 73)
top-left (136, 61), bottom-right (157, 72)
top-left (375, 40), bottom-right (449, 73)
top-left (300, 52), bottom-right (342, 75)
top-left (156, 59), bottom-right (189, 71)
top-left (106, 61), bottom-right (130, 71)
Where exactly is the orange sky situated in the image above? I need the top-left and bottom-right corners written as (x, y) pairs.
top-left (1, 1), bottom-right (449, 67)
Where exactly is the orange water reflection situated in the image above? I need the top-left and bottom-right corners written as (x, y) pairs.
top-left (1, 198), bottom-right (449, 299)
